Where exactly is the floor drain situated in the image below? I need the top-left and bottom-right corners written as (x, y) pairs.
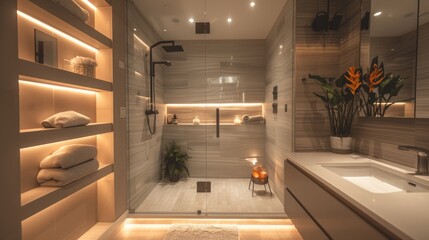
top-left (197, 181), bottom-right (211, 192)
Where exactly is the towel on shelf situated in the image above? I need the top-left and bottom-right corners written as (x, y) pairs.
top-left (37, 159), bottom-right (99, 187)
top-left (41, 110), bottom-right (91, 128)
top-left (40, 144), bottom-right (98, 169)
top-left (242, 115), bottom-right (264, 122)
top-left (50, 0), bottom-right (90, 22)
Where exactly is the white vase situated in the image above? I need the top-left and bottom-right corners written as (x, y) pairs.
top-left (330, 136), bottom-right (353, 154)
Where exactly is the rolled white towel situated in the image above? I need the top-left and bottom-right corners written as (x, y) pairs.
top-left (37, 159), bottom-right (99, 187)
top-left (242, 115), bottom-right (264, 122)
top-left (41, 110), bottom-right (91, 128)
top-left (40, 144), bottom-right (98, 169)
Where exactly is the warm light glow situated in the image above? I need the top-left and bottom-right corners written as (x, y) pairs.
top-left (375, 102), bottom-right (406, 105)
top-left (250, 2), bottom-right (256, 7)
top-left (163, 29), bottom-right (167, 32)
top-left (374, 11), bottom-right (382, 16)
top-left (227, 18), bottom-right (232, 23)
top-left (80, 0), bottom-right (97, 10)
top-left (166, 103), bottom-right (263, 107)
top-left (234, 115), bottom-right (242, 125)
top-left (19, 80), bottom-right (97, 95)
top-left (245, 157), bottom-right (258, 165)
top-left (133, 33), bottom-right (150, 50)
top-left (124, 222), bottom-right (295, 231)
top-left (189, 18), bottom-right (195, 23)
top-left (20, 136), bottom-right (96, 150)
top-left (17, 11), bottom-right (98, 52)
top-left (134, 71), bottom-right (143, 76)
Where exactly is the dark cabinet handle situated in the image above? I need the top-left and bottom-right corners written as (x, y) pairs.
top-left (216, 108), bottom-right (220, 138)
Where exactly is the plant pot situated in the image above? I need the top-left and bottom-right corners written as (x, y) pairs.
top-left (330, 136), bottom-right (353, 154)
top-left (168, 172), bottom-right (180, 182)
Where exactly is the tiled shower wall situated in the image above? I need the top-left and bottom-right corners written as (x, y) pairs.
top-left (162, 40), bottom-right (267, 178)
top-left (127, 4), bottom-right (166, 210)
top-left (264, 0), bottom-right (294, 205)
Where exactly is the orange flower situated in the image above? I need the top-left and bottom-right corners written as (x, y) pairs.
top-left (368, 63), bottom-right (384, 92)
top-left (345, 66), bottom-right (361, 95)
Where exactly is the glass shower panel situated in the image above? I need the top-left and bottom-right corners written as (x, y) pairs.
top-left (126, 0), bottom-right (209, 215)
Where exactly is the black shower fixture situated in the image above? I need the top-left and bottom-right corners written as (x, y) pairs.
top-left (311, 0), bottom-right (342, 32)
top-left (146, 41), bottom-right (184, 134)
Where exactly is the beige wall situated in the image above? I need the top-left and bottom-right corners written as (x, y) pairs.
top-left (264, 0), bottom-right (294, 206)
top-left (163, 40), bottom-right (266, 104)
top-left (0, 0), bottom-right (21, 239)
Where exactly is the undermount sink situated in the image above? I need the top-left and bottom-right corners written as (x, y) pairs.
top-left (321, 162), bottom-right (429, 194)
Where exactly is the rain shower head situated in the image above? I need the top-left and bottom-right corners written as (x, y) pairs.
top-left (162, 45), bottom-right (184, 52)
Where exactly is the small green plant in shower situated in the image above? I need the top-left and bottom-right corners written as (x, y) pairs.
top-left (163, 141), bottom-right (190, 182)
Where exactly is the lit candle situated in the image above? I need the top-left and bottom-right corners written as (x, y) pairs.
top-left (234, 115), bottom-right (242, 125)
top-left (193, 116), bottom-right (200, 125)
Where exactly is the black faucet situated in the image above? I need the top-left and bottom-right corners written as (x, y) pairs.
top-left (398, 145), bottom-right (429, 175)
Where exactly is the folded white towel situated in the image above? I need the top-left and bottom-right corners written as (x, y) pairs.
top-left (37, 159), bottom-right (99, 187)
top-left (242, 115), bottom-right (264, 122)
top-left (41, 110), bottom-right (91, 128)
top-left (40, 144), bottom-right (98, 169)
top-left (50, 0), bottom-right (89, 22)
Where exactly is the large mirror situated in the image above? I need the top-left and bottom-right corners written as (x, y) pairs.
top-left (360, 0), bottom-right (419, 118)
top-left (416, 0), bottom-right (429, 118)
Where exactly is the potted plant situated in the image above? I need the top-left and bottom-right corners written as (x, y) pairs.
top-left (358, 57), bottom-right (406, 117)
top-left (308, 66), bottom-right (361, 154)
top-left (309, 57), bottom-right (406, 153)
top-left (163, 141), bottom-right (190, 182)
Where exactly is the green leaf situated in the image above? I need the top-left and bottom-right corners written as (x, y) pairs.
top-left (313, 93), bottom-right (328, 103)
top-left (335, 74), bottom-right (347, 88)
top-left (308, 74), bottom-right (328, 84)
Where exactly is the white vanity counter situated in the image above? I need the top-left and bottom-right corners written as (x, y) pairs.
top-left (286, 152), bottom-right (429, 240)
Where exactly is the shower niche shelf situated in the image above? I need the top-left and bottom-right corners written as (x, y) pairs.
top-left (20, 123), bottom-right (113, 148)
top-left (19, 59), bottom-right (112, 92)
top-left (20, 164), bottom-right (113, 220)
top-left (165, 103), bottom-right (264, 125)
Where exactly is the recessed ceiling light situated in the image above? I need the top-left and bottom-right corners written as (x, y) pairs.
top-left (374, 11), bottom-right (382, 16)
top-left (133, 28), bottom-right (137, 32)
top-left (163, 29), bottom-right (167, 32)
top-left (227, 18), bottom-right (232, 23)
top-left (279, 45), bottom-right (283, 49)
top-left (250, 1), bottom-right (255, 7)
top-left (189, 18), bottom-right (194, 23)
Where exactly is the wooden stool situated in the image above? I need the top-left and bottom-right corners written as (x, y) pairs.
top-left (248, 175), bottom-right (273, 197)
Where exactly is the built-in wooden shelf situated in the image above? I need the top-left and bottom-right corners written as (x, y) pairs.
top-left (164, 123), bottom-right (265, 126)
top-left (18, 59), bottom-right (112, 92)
top-left (20, 123), bottom-right (113, 148)
top-left (21, 164), bottom-right (113, 220)
top-left (20, 0), bottom-right (112, 49)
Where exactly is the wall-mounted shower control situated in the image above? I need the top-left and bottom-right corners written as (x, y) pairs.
top-left (272, 103), bottom-right (278, 113)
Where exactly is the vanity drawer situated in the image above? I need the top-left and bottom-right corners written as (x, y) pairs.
top-left (285, 160), bottom-right (389, 240)
top-left (284, 186), bottom-right (329, 240)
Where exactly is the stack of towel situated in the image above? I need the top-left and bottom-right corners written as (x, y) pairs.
top-left (241, 114), bottom-right (265, 124)
top-left (37, 144), bottom-right (99, 187)
top-left (41, 110), bottom-right (91, 128)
